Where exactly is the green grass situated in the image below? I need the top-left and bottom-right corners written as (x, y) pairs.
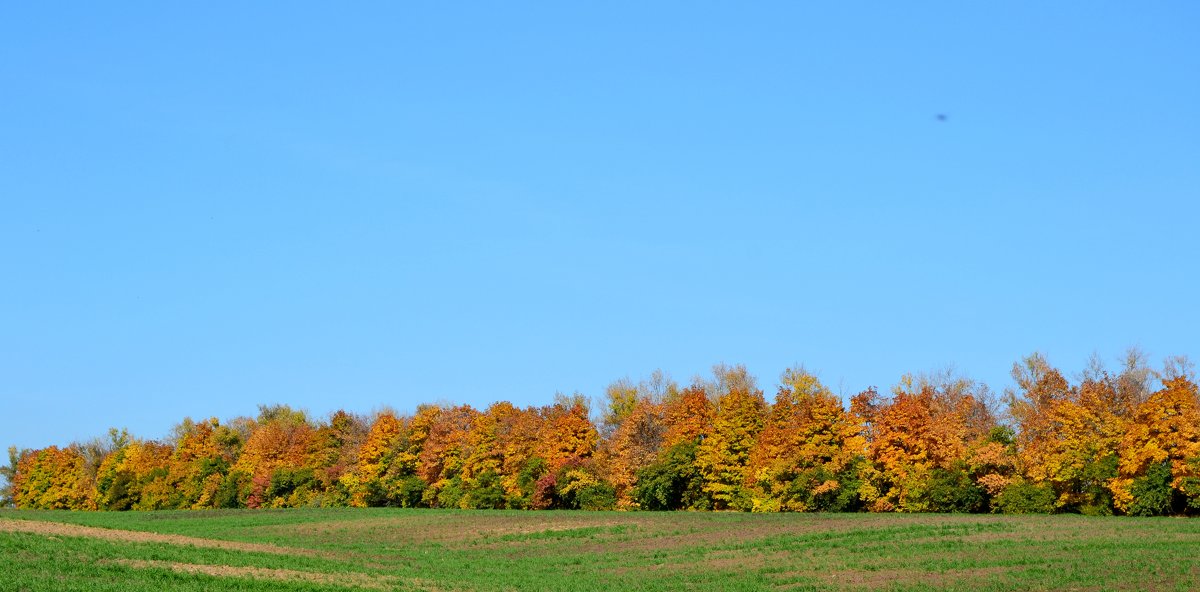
top-left (3, 508), bottom-right (1199, 591)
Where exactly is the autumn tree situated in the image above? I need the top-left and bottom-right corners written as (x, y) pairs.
top-left (151, 418), bottom-right (239, 508)
top-left (417, 404), bottom-right (480, 508)
top-left (599, 398), bottom-right (666, 508)
top-left (1005, 354), bottom-right (1126, 513)
top-left (341, 410), bottom-right (424, 507)
top-left (522, 394), bottom-right (610, 510)
top-left (902, 370), bottom-right (1013, 511)
top-left (535, 394), bottom-right (598, 471)
top-left (457, 402), bottom-right (519, 509)
top-left (696, 375), bottom-right (767, 510)
top-left (232, 406), bottom-right (315, 508)
top-left (662, 384), bottom-right (715, 448)
top-left (748, 367), bottom-right (866, 512)
top-left (304, 410), bottom-right (369, 506)
top-left (1112, 377), bottom-right (1200, 515)
top-left (77, 428), bottom-right (131, 504)
top-left (965, 426), bottom-right (1018, 509)
top-left (110, 440), bottom-right (175, 510)
top-left (594, 372), bottom-right (675, 508)
top-left (861, 372), bottom-right (988, 513)
top-left (11, 445), bottom-right (94, 510)
top-left (629, 382), bottom-right (713, 511)
top-left (493, 405), bottom-right (550, 509)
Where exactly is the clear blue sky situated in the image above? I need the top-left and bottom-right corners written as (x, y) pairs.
top-left (2, 2), bottom-right (1197, 450)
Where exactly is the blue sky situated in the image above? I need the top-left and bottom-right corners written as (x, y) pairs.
top-left (2, 2), bottom-right (1198, 450)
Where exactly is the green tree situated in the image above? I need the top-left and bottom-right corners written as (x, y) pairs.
top-left (633, 440), bottom-right (706, 511)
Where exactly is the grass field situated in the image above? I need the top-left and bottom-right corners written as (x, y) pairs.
top-left (2, 509), bottom-right (1198, 591)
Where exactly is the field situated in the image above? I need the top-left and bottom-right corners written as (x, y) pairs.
top-left (2, 509), bottom-right (1199, 591)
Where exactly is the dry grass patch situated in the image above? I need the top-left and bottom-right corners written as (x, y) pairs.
top-left (0, 518), bottom-right (318, 557)
top-left (107, 559), bottom-right (437, 591)
top-left (270, 512), bottom-right (652, 547)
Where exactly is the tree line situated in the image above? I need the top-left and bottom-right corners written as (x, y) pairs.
top-left (4, 351), bottom-right (1199, 516)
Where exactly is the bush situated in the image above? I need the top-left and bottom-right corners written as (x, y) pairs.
top-left (464, 470), bottom-right (506, 509)
top-left (576, 483), bottom-right (617, 511)
top-left (267, 467), bottom-right (315, 501)
top-left (632, 441), bottom-right (706, 511)
top-left (779, 463), bottom-right (865, 513)
top-left (531, 472), bottom-right (558, 510)
top-left (1126, 462), bottom-right (1174, 517)
top-left (1076, 454), bottom-right (1118, 516)
top-left (993, 481), bottom-right (1056, 514)
top-left (1179, 459), bottom-right (1200, 514)
top-left (433, 476), bottom-right (466, 509)
top-left (511, 457), bottom-right (548, 509)
top-left (548, 457), bottom-right (612, 510)
top-left (214, 471), bottom-right (247, 509)
top-left (390, 475), bottom-right (427, 508)
top-left (925, 466), bottom-right (986, 513)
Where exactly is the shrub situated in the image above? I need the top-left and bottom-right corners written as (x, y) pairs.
top-left (632, 441), bottom-right (706, 511)
top-left (433, 476), bottom-right (466, 509)
top-left (576, 483), bottom-right (617, 511)
top-left (214, 471), bottom-right (247, 509)
top-left (993, 481), bottom-right (1056, 514)
top-left (925, 465), bottom-right (986, 513)
top-left (1076, 454), bottom-right (1118, 516)
top-left (779, 463), bottom-right (865, 513)
top-left (511, 457), bottom-right (548, 509)
top-left (464, 470), bottom-right (505, 509)
top-left (390, 475), bottom-right (427, 508)
top-left (1126, 462), bottom-right (1174, 517)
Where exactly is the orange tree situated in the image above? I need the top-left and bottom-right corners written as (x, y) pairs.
top-left (1112, 377), bottom-right (1200, 515)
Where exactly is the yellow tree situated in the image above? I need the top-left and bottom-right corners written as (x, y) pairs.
top-left (1007, 354), bottom-right (1126, 512)
top-left (92, 437), bottom-right (177, 510)
top-left (496, 404), bottom-right (546, 508)
top-left (11, 445), bottom-right (93, 510)
top-left (162, 418), bottom-right (238, 509)
top-left (1112, 377), bottom-right (1200, 515)
top-left (696, 383), bottom-right (766, 510)
top-left (1007, 354), bottom-right (1073, 473)
top-left (120, 440), bottom-right (175, 510)
top-left (457, 402), bottom-right (521, 508)
top-left (1039, 378), bottom-right (1126, 512)
top-left (345, 411), bottom-right (414, 507)
top-left (748, 367), bottom-right (865, 512)
top-left (460, 403), bottom-right (513, 481)
top-left (306, 410), bottom-right (368, 505)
